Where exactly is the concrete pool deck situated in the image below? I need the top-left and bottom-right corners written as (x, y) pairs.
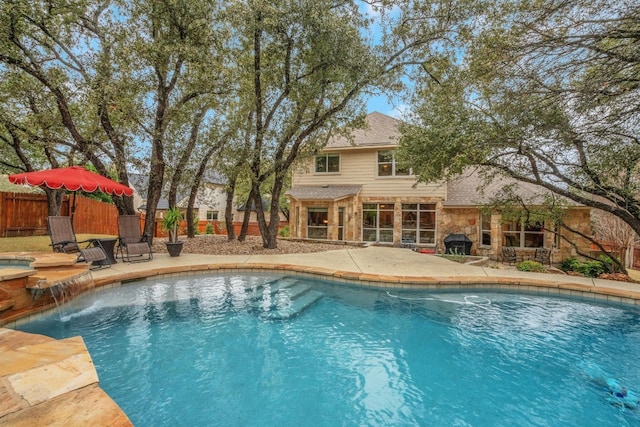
top-left (90, 246), bottom-right (640, 304)
top-left (2, 246), bottom-right (640, 426)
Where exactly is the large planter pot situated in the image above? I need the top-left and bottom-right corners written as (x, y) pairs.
top-left (166, 241), bottom-right (184, 257)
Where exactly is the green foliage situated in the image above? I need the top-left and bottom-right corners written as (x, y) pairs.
top-left (443, 247), bottom-right (467, 263)
top-left (561, 257), bottom-right (606, 278)
top-left (516, 260), bottom-right (546, 273)
top-left (278, 225), bottom-right (289, 237)
top-left (192, 217), bottom-right (200, 235)
top-left (398, 0), bottom-right (640, 242)
top-left (161, 207), bottom-right (184, 243)
top-left (597, 255), bottom-right (622, 274)
top-left (205, 222), bottom-right (215, 235)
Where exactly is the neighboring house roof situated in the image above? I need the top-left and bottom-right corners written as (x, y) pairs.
top-left (287, 185), bottom-right (362, 201)
top-left (130, 170), bottom-right (226, 199)
top-left (324, 112), bottom-right (401, 150)
top-left (237, 198), bottom-right (271, 212)
top-left (138, 199), bottom-right (171, 210)
top-left (131, 170), bottom-right (227, 211)
top-left (444, 168), bottom-right (579, 207)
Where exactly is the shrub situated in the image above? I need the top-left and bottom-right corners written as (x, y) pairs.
top-left (561, 257), bottom-right (606, 277)
top-left (278, 225), bottom-right (290, 237)
top-left (561, 257), bottom-right (580, 272)
top-left (205, 222), bottom-right (215, 235)
top-left (517, 260), bottom-right (547, 273)
top-left (597, 255), bottom-right (622, 273)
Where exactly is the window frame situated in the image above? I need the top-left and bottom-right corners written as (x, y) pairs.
top-left (362, 203), bottom-right (394, 243)
top-left (307, 207), bottom-right (329, 240)
top-left (315, 153), bottom-right (340, 173)
top-left (401, 203), bottom-right (436, 245)
top-left (377, 150), bottom-right (411, 177)
top-left (502, 219), bottom-right (545, 248)
top-left (480, 212), bottom-right (491, 247)
top-left (206, 211), bottom-right (218, 221)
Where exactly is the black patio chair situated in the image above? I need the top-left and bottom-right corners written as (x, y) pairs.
top-left (502, 246), bottom-right (517, 263)
top-left (534, 248), bottom-right (551, 265)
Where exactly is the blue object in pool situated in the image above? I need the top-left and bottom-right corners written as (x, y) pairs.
top-left (16, 274), bottom-right (640, 427)
top-left (581, 361), bottom-right (639, 410)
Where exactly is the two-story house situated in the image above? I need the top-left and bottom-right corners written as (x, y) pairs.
top-left (287, 112), bottom-right (592, 263)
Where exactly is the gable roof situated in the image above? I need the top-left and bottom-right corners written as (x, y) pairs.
top-left (324, 112), bottom-right (401, 150)
top-left (444, 168), bottom-right (580, 207)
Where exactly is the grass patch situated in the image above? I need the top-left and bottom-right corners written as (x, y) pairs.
top-left (0, 234), bottom-right (115, 253)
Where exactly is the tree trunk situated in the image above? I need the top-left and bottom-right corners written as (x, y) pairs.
top-left (44, 188), bottom-right (64, 216)
top-left (186, 205), bottom-right (196, 238)
top-left (239, 208), bottom-right (251, 241)
top-left (144, 163), bottom-right (164, 244)
top-left (238, 189), bottom-right (254, 242)
top-left (224, 183), bottom-right (236, 241)
top-left (257, 176), bottom-right (284, 249)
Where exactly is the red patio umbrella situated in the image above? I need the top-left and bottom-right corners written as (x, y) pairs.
top-left (8, 166), bottom-right (133, 219)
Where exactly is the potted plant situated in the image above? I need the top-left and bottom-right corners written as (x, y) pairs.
top-left (162, 207), bottom-right (184, 257)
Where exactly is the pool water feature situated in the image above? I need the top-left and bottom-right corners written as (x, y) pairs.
top-left (17, 273), bottom-right (640, 426)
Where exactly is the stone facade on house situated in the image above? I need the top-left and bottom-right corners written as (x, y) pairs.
top-left (287, 112), bottom-right (593, 264)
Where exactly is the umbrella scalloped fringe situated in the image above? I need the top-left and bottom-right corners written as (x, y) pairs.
top-left (8, 166), bottom-right (133, 197)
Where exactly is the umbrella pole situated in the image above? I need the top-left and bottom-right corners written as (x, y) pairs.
top-left (71, 192), bottom-right (77, 223)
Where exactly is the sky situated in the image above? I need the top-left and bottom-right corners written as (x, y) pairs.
top-left (365, 93), bottom-right (404, 117)
top-left (360, 2), bottom-right (409, 119)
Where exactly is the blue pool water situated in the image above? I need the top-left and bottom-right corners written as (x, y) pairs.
top-left (17, 273), bottom-right (640, 426)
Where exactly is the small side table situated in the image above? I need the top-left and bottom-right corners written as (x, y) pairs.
top-left (94, 238), bottom-right (117, 265)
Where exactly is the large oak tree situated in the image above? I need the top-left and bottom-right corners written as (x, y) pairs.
top-left (399, 0), bottom-right (640, 237)
top-left (227, 0), bottom-right (474, 248)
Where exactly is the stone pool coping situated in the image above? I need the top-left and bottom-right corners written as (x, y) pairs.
top-left (2, 246), bottom-right (640, 425)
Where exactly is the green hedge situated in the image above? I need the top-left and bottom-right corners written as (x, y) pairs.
top-left (561, 257), bottom-right (606, 277)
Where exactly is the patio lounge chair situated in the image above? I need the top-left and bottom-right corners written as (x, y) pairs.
top-left (46, 216), bottom-right (110, 270)
top-left (117, 215), bottom-right (153, 262)
top-left (502, 246), bottom-right (517, 263)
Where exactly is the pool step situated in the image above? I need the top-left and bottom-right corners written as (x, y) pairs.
top-left (266, 289), bottom-right (323, 320)
top-left (251, 277), bottom-right (323, 320)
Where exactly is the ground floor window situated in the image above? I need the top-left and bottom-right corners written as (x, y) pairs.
top-left (307, 207), bottom-right (328, 239)
top-left (338, 207), bottom-right (344, 241)
top-left (502, 219), bottom-right (544, 248)
top-left (363, 203), bottom-right (394, 243)
top-left (481, 213), bottom-right (491, 247)
top-left (206, 211), bottom-right (218, 221)
top-left (401, 203), bottom-right (436, 245)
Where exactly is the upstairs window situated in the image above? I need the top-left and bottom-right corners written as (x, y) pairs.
top-left (377, 150), bottom-right (410, 176)
top-left (315, 153), bottom-right (340, 173)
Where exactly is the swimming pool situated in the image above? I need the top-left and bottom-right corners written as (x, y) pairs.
top-left (17, 273), bottom-right (640, 426)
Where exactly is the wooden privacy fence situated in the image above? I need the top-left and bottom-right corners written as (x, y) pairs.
top-left (0, 192), bottom-right (119, 237)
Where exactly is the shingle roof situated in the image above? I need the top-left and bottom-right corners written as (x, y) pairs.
top-left (287, 185), bottom-right (362, 201)
top-left (325, 112), bottom-right (401, 150)
top-left (444, 168), bottom-right (576, 207)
